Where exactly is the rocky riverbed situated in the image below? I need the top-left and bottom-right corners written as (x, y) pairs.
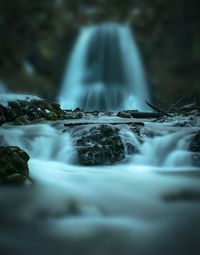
top-left (0, 95), bottom-right (200, 255)
top-left (0, 94), bottom-right (200, 185)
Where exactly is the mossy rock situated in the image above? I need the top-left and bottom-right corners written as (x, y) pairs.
top-left (65, 111), bottom-right (84, 119)
top-left (76, 124), bottom-right (125, 166)
top-left (0, 146), bottom-right (30, 185)
top-left (0, 96), bottom-right (66, 125)
top-left (13, 115), bottom-right (31, 125)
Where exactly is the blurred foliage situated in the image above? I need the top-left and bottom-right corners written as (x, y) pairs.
top-left (0, 1), bottom-right (55, 69)
top-left (0, 0), bottom-right (199, 106)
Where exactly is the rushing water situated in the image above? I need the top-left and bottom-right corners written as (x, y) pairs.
top-left (0, 119), bottom-right (200, 254)
top-left (59, 22), bottom-right (150, 111)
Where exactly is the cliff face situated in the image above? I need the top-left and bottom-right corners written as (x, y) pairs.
top-left (0, 0), bottom-right (199, 107)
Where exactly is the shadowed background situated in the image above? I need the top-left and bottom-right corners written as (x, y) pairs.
top-left (0, 0), bottom-right (199, 108)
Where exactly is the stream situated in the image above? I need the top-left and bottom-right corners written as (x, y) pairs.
top-left (0, 116), bottom-right (200, 255)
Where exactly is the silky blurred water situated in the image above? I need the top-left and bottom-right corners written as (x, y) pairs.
top-left (0, 121), bottom-right (200, 255)
top-left (59, 22), bottom-right (150, 111)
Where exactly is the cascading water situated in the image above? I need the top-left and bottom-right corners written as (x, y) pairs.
top-left (0, 119), bottom-right (200, 254)
top-left (0, 122), bottom-right (197, 172)
top-left (59, 22), bottom-right (150, 111)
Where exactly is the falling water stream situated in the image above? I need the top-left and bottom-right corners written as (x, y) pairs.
top-left (59, 22), bottom-right (150, 111)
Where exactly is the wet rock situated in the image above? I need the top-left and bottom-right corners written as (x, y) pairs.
top-left (76, 124), bottom-right (125, 165)
top-left (74, 107), bottom-right (82, 112)
top-left (179, 103), bottom-right (198, 115)
top-left (188, 130), bottom-right (200, 166)
top-left (126, 142), bottom-right (140, 154)
top-left (130, 126), bottom-right (141, 137)
top-left (189, 130), bottom-right (200, 153)
top-left (13, 115), bottom-right (30, 125)
top-left (90, 110), bottom-right (99, 116)
top-left (0, 106), bottom-right (6, 125)
top-left (65, 111), bottom-right (84, 119)
top-left (0, 146), bottom-right (30, 185)
top-left (191, 153), bottom-right (200, 167)
top-left (2, 173), bottom-right (31, 185)
top-left (0, 97), bottom-right (66, 125)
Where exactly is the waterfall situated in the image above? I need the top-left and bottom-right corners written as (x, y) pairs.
top-left (58, 22), bottom-right (150, 111)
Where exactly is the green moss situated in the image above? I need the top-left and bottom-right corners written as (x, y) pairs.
top-left (0, 146), bottom-right (30, 184)
top-left (13, 115), bottom-right (30, 125)
top-left (46, 112), bottom-right (58, 121)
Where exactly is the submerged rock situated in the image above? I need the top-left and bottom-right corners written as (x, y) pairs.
top-left (0, 146), bottom-right (30, 185)
top-left (163, 189), bottom-right (200, 202)
top-left (76, 124), bottom-right (125, 165)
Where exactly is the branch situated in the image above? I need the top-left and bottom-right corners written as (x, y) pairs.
top-left (145, 101), bottom-right (171, 117)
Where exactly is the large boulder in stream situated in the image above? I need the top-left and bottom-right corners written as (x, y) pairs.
top-left (0, 146), bottom-right (31, 185)
top-left (76, 124), bottom-right (125, 166)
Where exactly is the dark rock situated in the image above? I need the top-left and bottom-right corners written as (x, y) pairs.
top-left (13, 115), bottom-right (30, 125)
top-left (0, 106), bottom-right (6, 125)
top-left (74, 107), bottom-right (82, 112)
top-left (89, 110), bottom-right (99, 116)
top-left (1, 173), bottom-right (31, 185)
top-left (76, 124), bottom-right (125, 165)
top-left (188, 130), bottom-right (200, 166)
top-left (126, 142), bottom-right (139, 154)
top-left (191, 153), bottom-right (200, 167)
top-left (163, 189), bottom-right (200, 202)
top-left (189, 131), bottom-right (200, 152)
top-left (131, 126), bottom-right (141, 137)
top-left (0, 97), bottom-right (66, 125)
top-left (65, 111), bottom-right (84, 119)
top-left (0, 146), bottom-right (30, 185)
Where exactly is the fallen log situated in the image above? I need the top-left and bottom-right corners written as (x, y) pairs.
top-left (129, 111), bottom-right (163, 118)
top-left (64, 121), bottom-right (145, 127)
top-left (145, 101), bottom-right (171, 117)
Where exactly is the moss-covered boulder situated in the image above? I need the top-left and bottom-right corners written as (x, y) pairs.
top-left (0, 96), bottom-right (66, 125)
top-left (76, 124), bottom-right (125, 166)
top-left (0, 146), bottom-right (30, 185)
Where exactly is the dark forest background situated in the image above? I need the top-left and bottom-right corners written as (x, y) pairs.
top-left (0, 0), bottom-right (199, 109)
